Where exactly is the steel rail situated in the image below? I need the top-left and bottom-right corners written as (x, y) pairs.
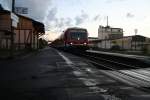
top-left (85, 59), bottom-right (150, 92)
top-left (83, 53), bottom-right (150, 79)
top-left (70, 51), bottom-right (150, 92)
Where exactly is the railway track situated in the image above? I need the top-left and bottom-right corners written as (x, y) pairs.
top-left (70, 51), bottom-right (150, 92)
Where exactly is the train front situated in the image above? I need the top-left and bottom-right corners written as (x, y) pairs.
top-left (65, 28), bottom-right (89, 50)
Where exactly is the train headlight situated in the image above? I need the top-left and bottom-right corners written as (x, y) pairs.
top-left (84, 42), bottom-right (87, 45)
top-left (70, 42), bottom-right (73, 45)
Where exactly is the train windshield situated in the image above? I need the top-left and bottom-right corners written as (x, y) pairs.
top-left (70, 32), bottom-right (87, 40)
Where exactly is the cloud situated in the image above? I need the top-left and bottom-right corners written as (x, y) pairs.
top-left (75, 10), bottom-right (89, 25)
top-left (45, 10), bottom-right (89, 33)
top-left (105, 0), bottom-right (126, 3)
top-left (15, 0), bottom-right (60, 32)
top-left (55, 17), bottom-right (74, 32)
top-left (0, 0), bottom-right (12, 10)
top-left (44, 5), bottom-right (75, 32)
top-left (46, 7), bottom-right (57, 21)
top-left (75, 16), bottom-right (83, 25)
top-left (0, 0), bottom-right (52, 22)
top-left (65, 18), bottom-right (72, 26)
top-left (45, 17), bottom-right (74, 33)
top-left (6, 1), bottom-right (89, 34)
top-left (93, 14), bottom-right (101, 21)
top-left (15, 0), bottom-right (52, 22)
top-left (126, 12), bottom-right (134, 18)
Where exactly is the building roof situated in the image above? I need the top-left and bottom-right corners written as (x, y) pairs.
top-left (16, 14), bottom-right (45, 34)
top-left (0, 9), bottom-right (45, 34)
top-left (32, 21), bottom-right (45, 34)
top-left (0, 4), bottom-right (4, 10)
top-left (123, 35), bottom-right (146, 38)
top-left (99, 25), bottom-right (123, 29)
top-left (0, 9), bottom-right (10, 14)
top-left (66, 27), bottom-right (87, 32)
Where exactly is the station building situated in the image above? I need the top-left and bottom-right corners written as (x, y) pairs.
top-left (14, 14), bottom-right (45, 50)
top-left (0, 9), bottom-right (45, 57)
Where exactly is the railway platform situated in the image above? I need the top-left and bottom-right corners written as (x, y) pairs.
top-left (87, 50), bottom-right (150, 60)
top-left (0, 47), bottom-right (150, 100)
top-left (87, 50), bottom-right (150, 64)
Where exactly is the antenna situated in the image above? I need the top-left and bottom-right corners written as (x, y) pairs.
top-left (107, 16), bottom-right (108, 27)
top-left (134, 29), bottom-right (138, 35)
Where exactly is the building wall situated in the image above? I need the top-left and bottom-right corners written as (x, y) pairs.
top-left (0, 31), bottom-right (11, 49)
top-left (99, 40), bottom-right (111, 49)
top-left (112, 37), bottom-right (131, 50)
top-left (14, 29), bottom-right (33, 50)
top-left (0, 12), bottom-right (11, 49)
top-left (122, 37), bottom-right (132, 50)
top-left (32, 31), bottom-right (38, 49)
top-left (98, 26), bottom-right (111, 40)
top-left (14, 16), bottom-right (36, 50)
top-left (0, 13), bottom-right (11, 31)
top-left (18, 17), bottom-right (33, 29)
top-left (109, 34), bottom-right (123, 40)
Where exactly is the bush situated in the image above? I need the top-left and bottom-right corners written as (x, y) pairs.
top-left (39, 39), bottom-right (48, 49)
top-left (110, 45), bottom-right (121, 51)
top-left (142, 46), bottom-right (148, 54)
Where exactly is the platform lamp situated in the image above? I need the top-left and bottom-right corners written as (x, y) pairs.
top-left (134, 29), bottom-right (138, 50)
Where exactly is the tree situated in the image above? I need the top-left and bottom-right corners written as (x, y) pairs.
top-left (39, 38), bottom-right (48, 49)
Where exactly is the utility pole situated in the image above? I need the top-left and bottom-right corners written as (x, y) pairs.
top-left (107, 16), bottom-right (109, 27)
top-left (12, 0), bottom-right (15, 12)
top-left (10, 0), bottom-right (15, 58)
top-left (134, 29), bottom-right (138, 51)
top-left (122, 30), bottom-right (124, 50)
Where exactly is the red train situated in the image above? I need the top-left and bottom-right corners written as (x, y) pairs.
top-left (51, 27), bottom-right (89, 50)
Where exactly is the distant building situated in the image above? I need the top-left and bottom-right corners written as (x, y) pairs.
top-left (88, 37), bottom-right (99, 48)
top-left (98, 25), bottom-right (123, 40)
top-left (90, 35), bottom-right (149, 51)
top-left (112, 35), bottom-right (146, 50)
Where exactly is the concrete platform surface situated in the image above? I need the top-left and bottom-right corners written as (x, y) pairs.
top-left (0, 47), bottom-right (150, 100)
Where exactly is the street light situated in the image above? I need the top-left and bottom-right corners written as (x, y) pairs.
top-left (134, 29), bottom-right (138, 50)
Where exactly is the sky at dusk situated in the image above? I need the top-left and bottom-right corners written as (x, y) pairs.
top-left (0, 0), bottom-right (150, 40)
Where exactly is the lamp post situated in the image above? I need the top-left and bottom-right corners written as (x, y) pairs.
top-left (10, 0), bottom-right (15, 58)
top-left (134, 29), bottom-right (138, 50)
top-left (122, 30), bottom-right (124, 50)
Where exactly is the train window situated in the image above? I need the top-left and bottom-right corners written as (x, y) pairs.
top-left (70, 32), bottom-right (87, 40)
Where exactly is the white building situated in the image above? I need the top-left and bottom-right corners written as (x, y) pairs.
top-left (98, 25), bottom-right (123, 40)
